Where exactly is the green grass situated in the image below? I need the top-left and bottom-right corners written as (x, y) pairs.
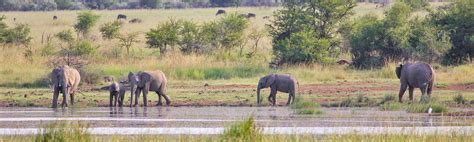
top-left (221, 116), bottom-right (262, 141)
top-left (290, 97), bottom-right (323, 115)
top-left (34, 121), bottom-right (91, 142)
top-left (406, 103), bottom-right (449, 113)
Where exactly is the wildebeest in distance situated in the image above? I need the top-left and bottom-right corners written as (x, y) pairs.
top-left (53, 16), bottom-right (58, 20)
top-left (129, 18), bottom-right (142, 23)
top-left (216, 9), bottom-right (226, 16)
top-left (246, 13), bottom-right (256, 18)
top-left (117, 14), bottom-right (127, 20)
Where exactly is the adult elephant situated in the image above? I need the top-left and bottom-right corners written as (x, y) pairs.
top-left (257, 74), bottom-right (298, 106)
top-left (50, 65), bottom-right (81, 108)
top-left (396, 62), bottom-right (435, 103)
top-left (128, 70), bottom-right (170, 107)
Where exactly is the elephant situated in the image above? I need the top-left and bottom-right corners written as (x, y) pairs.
top-left (128, 70), bottom-right (170, 107)
top-left (257, 74), bottom-right (298, 106)
top-left (396, 62), bottom-right (436, 103)
top-left (50, 65), bottom-right (81, 108)
top-left (109, 81), bottom-right (125, 107)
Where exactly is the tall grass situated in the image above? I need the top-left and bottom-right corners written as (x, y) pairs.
top-left (221, 116), bottom-right (262, 141)
top-left (290, 97), bottom-right (323, 115)
top-left (34, 121), bottom-right (91, 142)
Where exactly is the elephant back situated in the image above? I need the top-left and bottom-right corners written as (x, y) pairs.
top-left (404, 62), bottom-right (434, 88)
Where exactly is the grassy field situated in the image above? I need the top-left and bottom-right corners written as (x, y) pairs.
top-left (0, 2), bottom-right (473, 108)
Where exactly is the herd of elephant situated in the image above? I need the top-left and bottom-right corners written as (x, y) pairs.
top-left (49, 62), bottom-right (436, 108)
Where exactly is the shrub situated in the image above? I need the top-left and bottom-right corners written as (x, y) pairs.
top-left (291, 97), bottom-right (323, 115)
top-left (178, 20), bottom-right (201, 54)
top-left (72, 40), bottom-right (97, 56)
top-left (74, 11), bottom-right (100, 38)
top-left (1, 23), bottom-right (32, 47)
top-left (99, 21), bottom-right (122, 40)
top-left (146, 19), bottom-right (181, 54)
top-left (269, 0), bottom-right (355, 65)
top-left (453, 93), bottom-right (466, 104)
top-left (221, 116), bottom-right (262, 141)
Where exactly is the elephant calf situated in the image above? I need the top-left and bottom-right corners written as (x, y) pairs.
top-left (109, 81), bottom-right (126, 107)
top-left (257, 74), bottom-right (298, 106)
top-left (396, 62), bottom-right (436, 103)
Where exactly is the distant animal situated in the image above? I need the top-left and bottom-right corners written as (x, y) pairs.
top-left (246, 13), bottom-right (256, 18)
top-left (50, 65), bottom-right (81, 108)
top-left (216, 9), bottom-right (226, 16)
top-left (128, 70), bottom-right (170, 107)
top-left (129, 18), bottom-right (142, 23)
top-left (53, 16), bottom-right (58, 20)
top-left (109, 81), bottom-right (126, 107)
top-left (337, 59), bottom-right (351, 65)
top-left (396, 62), bottom-right (436, 103)
top-left (103, 76), bottom-right (114, 83)
top-left (263, 16), bottom-right (270, 19)
top-left (13, 18), bottom-right (16, 21)
top-left (257, 74), bottom-right (298, 106)
top-left (117, 14), bottom-right (127, 20)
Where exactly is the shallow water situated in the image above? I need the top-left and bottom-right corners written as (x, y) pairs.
top-left (0, 107), bottom-right (472, 135)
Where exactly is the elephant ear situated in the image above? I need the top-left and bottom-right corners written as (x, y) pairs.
top-left (395, 64), bottom-right (403, 79)
top-left (265, 74), bottom-right (276, 87)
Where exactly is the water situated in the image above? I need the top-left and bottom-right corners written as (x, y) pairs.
top-left (0, 107), bottom-right (472, 135)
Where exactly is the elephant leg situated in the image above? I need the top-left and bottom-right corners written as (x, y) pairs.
top-left (286, 92), bottom-right (294, 105)
top-left (114, 94), bottom-right (118, 107)
top-left (160, 91), bottom-right (171, 106)
top-left (408, 86), bottom-right (414, 103)
top-left (143, 89), bottom-right (149, 107)
top-left (269, 88), bottom-right (277, 106)
top-left (427, 82), bottom-right (433, 98)
top-left (267, 94), bottom-right (273, 103)
top-left (70, 94), bottom-right (74, 106)
top-left (52, 87), bottom-right (59, 108)
top-left (398, 83), bottom-right (408, 103)
top-left (420, 85), bottom-right (429, 103)
top-left (155, 91), bottom-right (162, 106)
top-left (109, 93), bottom-right (113, 107)
top-left (134, 89), bottom-right (141, 107)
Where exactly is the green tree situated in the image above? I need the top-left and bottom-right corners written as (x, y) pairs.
top-left (407, 17), bottom-right (450, 63)
top-left (178, 21), bottom-right (201, 54)
top-left (2, 24), bottom-right (32, 47)
top-left (99, 21), bottom-right (122, 40)
top-left (215, 13), bottom-right (248, 52)
top-left (146, 19), bottom-right (181, 54)
top-left (400, 0), bottom-right (429, 10)
top-left (140, 0), bottom-right (163, 8)
top-left (74, 11), bottom-right (100, 39)
top-left (430, 0), bottom-right (474, 64)
top-left (269, 0), bottom-right (356, 64)
top-left (55, 0), bottom-right (73, 10)
top-left (116, 32), bottom-right (140, 55)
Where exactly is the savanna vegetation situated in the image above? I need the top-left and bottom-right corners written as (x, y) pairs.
top-left (0, 1), bottom-right (472, 109)
top-left (1, 118), bottom-right (472, 141)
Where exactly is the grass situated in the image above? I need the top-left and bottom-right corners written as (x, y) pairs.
top-left (221, 116), bottom-right (262, 141)
top-left (290, 97), bottom-right (323, 115)
top-left (406, 103), bottom-right (449, 113)
top-left (1, 117), bottom-right (472, 142)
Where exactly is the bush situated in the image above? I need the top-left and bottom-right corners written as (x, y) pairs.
top-left (72, 40), bottom-right (97, 56)
top-left (269, 0), bottom-right (355, 65)
top-left (274, 30), bottom-right (333, 64)
top-left (453, 93), bottom-right (466, 104)
top-left (99, 21), bottom-right (122, 40)
top-left (221, 116), bottom-right (262, 141)
top-left (74, 11), bottom-right (100, 38)
top-left (146, 19), bottom-right (181, 54)
top-left (178, 21), bottom-right (201, 54)
top-left (291, 97), bottom-right (323, 115)
top-left (1, 23), bottom-right (32, 47)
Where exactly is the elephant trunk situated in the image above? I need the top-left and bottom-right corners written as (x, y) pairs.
top-left (257, 84), bottom-right (261, 105)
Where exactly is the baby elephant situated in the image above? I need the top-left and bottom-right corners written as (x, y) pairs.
top-left (396, 62), bottom-right (435, 103)
top-left (257, 74), bottom-right (298, 106)
top-left (109, 81), bottom-right (126, 107)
